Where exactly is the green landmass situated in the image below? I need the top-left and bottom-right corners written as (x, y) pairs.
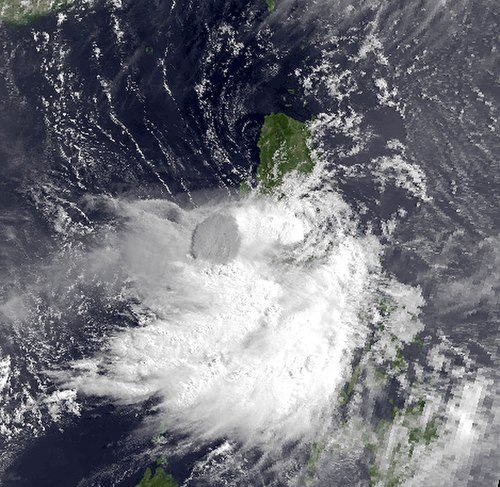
top-left (378, 297), bottom-right (397, 317)
top-left (368, 463), bottom-right (381, 486)
top-left (390, 348), bottom-right (406, 370)
top-left (374, 368), bottom-right (386, 381)
top-left (305, 441), bottom-right (324, 473)
top-left (136, 466), bottom-right (179, 487)
top-left (407, 419), bottom-right (439, 447)
top-left (256, 113), bottom-right (313, 192)
top-left (266, 0), bottom-right (275, 12)
top-left (368, 445), bottom-right (401, 487)
top-left (405, 398), bottom-right (425, 416)
top-left (340, 364), bottom-right (361, 404)
top-left (0, 0), bottom-right (72, 25)
top-left (385, 477), bottom-right (402, 487)
top-left (335, 296), bottom-right (439, 486)
top-left (411, 334), bottom-right (424, 347)
top-left (239, 180), bottom-right (252, 195)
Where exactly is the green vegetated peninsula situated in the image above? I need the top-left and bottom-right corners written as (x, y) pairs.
top-left (136, 466), bottom-right (178, 487)
top-left (0, 0), bottom-right (71, 25)
top-left (266, 0), bottom-right (275, 12)
top-left (256, 113), bottom-right (314, 192)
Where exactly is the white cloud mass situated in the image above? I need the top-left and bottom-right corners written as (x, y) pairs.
top-left (61, 186), bottom-right (384, 450)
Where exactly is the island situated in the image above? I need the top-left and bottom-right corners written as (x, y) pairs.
top-left (255, 112), bottom-right (314, 192)
top-left (0, 0), bottom-right (72, 25)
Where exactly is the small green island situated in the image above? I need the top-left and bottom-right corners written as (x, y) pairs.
top-left (266, 0), bottom-right (276, 12)
top-left (136, 466), bottom-right (179, 487)
top-left (255, 112), bottom-right (313, 192)
top-left (0, 0), bottom-right (72, 25)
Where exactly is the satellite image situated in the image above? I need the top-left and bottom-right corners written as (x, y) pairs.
top-left (0, 0), bottom-right (498, 485)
